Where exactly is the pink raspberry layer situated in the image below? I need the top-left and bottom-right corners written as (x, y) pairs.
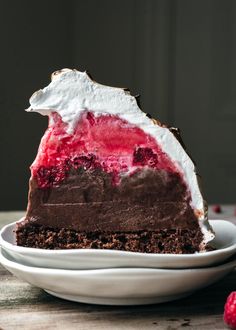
top-left (31, 112), bottom-right (180, 188)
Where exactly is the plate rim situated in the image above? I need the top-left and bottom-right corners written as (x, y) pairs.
top-left (1, 246), bottom-right (236, 274)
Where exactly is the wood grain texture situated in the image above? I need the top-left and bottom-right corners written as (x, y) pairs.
top-left (0, 210), bottom-right (235, 330)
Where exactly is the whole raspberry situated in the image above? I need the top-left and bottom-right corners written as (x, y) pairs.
top-left (224, 292), bottom-right (236, 329)
top-left (133, 147), bottom-right (158, 167)
top-left (212, 204), bottom-right (222, 213)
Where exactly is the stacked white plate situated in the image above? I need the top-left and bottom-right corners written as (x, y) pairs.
top-left (1, 219), bottom-right (236, 305)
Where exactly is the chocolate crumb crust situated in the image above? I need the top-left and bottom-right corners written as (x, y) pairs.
top-left (16, 226), bottom-right (204, 254)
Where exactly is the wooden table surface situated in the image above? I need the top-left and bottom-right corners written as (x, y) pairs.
top-left (0, 206), bottom-right (236, 330)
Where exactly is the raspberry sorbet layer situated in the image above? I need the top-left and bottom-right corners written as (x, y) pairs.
top-left (16, 69), bottom-right (214, 253)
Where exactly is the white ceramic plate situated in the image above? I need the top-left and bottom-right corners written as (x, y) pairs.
top-left (1, 219), bottom-right (236, 270)
top-left (1, 248), bottom-right (235, 305)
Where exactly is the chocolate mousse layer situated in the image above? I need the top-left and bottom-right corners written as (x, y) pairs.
top-left (16, 168), bottom-right (204, 252)
top-left (20, 168), bottom-right (198, 231)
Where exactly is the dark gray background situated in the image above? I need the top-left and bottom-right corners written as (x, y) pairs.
top-left (1, 0), bottom-right (236, 210)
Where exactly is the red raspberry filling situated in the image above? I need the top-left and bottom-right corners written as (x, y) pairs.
top-left (32, 112), bottom-right (180, 188)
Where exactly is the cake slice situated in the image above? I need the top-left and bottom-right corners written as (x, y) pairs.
top-left (16, 69), bottom-right (214, 253)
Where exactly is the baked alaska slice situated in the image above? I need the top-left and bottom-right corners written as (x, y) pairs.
top-left (16, 69), bottom-right (214, 253)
